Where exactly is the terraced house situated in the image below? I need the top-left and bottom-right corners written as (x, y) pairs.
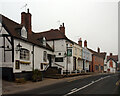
top-left (32, 23), bottom-right (75, 74)
top-left (82, 40), bottom-right (92, 72)
top-left (72, 38), bottom-right (83, 72)
top-left (88, 48), bottom-right (106, 72)
top-left (0, 9), bottom-right (109, 81)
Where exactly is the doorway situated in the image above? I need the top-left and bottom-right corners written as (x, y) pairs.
top-left (73, 57), bottom-right (76, 71)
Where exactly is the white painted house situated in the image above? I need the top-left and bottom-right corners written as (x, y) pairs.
top-left (106, 53), bottom-right (118, 73)
top-left (82, 40), bottom-right (92, 72)
top-left (0, 9), bottom-right (55, 81)
top-left (32, 24), bottom-right (75, 74)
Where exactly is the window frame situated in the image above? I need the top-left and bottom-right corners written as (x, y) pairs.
top-left (20, 48), bottom-right (30, 60)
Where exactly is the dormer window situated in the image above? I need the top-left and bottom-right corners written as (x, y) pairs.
top-left (21, 26), bottom-right (27, 38)
top-left (43, 37), bottom-right (46, 46)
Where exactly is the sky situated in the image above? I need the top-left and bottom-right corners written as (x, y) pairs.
top-left (0, 0), bottom-right (119, 55)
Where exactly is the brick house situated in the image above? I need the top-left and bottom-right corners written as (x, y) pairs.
top-left (88, 48), bottom-right (106, 72)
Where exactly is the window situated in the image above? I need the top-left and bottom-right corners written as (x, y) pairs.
top-left (41, 63), bottom-right (43, 69)
top-left (58, 53), bottom-right (61, 55)
top-left (21, 26), bottom-right (27, 38)
top-left (20, 48), bottom-right (30, 60)
top-left (55, 57), bottom-right (63, 62)
top-left (95, 65), bottom-right (99, 70)
top-left (101, 66), bottom-right (103, 70)
top-left (43, 51), bottom-right (47, 62)
top-left (104, 64), bottom-right (107, 66)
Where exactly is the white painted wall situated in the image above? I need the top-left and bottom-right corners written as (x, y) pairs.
top-left (106, 60), bottom-right (116, 73)
top-left (77, 59), bottom-right (83, 71)
top-left (82, 47), bottom-right (92, 71)
top-left (14, 39), bottom-right (33, 73)
top-left (0, 25), bottom-right (54, 73)
top-left (34, 45), bottom-right (54, 71)
top-left (47, 41), bottom-right (54, 49)
top-left (14, 39), bottom-right (54, 73)
top-left (0, 26), bottom-right (12, 67)
top-left (48, 39), bottom-right (74, 73)
top-left (104, 55), bottom-right (107, 72)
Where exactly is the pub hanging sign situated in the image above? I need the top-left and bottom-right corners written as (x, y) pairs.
top-left (67, 49), bottom-right (72, 56)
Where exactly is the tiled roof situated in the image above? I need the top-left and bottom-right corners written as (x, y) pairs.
top-left (33, 29), bottom-right (74, 44)
top-left (87, 48), bottom-right (106, 59)
top-left (100, 52), bottom-right (107, 59)
top-left (107, 55), bottom-right (118, 62)
top-left (0, 14), bottom-right (53, 51)
top-left (33, 29), bottom-right (67, 41)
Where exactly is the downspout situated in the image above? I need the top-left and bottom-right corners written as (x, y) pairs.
top-left (92, 54), bottom-right (93, 72)
top-left (3, 36), bottom-right (5, 62)
top-left (53, 40), bottom-right (54, 51)
top-left (11, 37), bottom-right (14, 62)
top-left (32, 45), bottom-right (34, 71)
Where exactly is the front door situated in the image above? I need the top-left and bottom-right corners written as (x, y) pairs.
top-left (48, 54), bottom-right (52, 67)
top-left (73, 57), bottom-right (76, 71)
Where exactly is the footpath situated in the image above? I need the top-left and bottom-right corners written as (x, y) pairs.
top-left (2, 72), bottom-right (111, 95)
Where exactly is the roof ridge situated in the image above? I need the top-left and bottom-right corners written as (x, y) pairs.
top-left (1, 14), bottom-right (21, 26)
top-left (34, 29), bottom-right (59, 34)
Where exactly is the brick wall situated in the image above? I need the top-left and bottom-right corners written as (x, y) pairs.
top-left (92, 55), bottom-right (104, 72)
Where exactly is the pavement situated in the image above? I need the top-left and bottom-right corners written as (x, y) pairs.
top-left (2, 72), bottom-right (115, 95)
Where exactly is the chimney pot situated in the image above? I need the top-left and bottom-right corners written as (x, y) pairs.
top-left (98, 47), bottom-right (100, 53)
top-left (110, 53), bottom-right (112, 56)
top-left (78, 38), bottom-right (82, 47)
top-left (84, 40), bottom-right (87, 47)
top-left (62, 23), bottom-right (64, 27)
top-left (59, 22), bottom-right (65, 35)
top-left (27, 8), bottom-right (29, 13)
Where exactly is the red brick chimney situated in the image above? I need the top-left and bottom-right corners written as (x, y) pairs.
top-left (59, 23), bottom-right (65, 35)
top-left (110, 53), bottom-right (112, 56)
top-left (78, 38), bottom-right (82, 47)
top-left (84, 40), bottom-right (87, 47)
top-left (21, 9), bottom-right (32, 34)
top-left (98, 47), bottom-right (100, 53)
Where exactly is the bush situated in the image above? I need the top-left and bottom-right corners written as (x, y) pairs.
top-left (32, 69), bottom-right (43, 82)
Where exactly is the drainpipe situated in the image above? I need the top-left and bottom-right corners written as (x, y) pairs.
top-left (32, 45), bottom-right (34, 71)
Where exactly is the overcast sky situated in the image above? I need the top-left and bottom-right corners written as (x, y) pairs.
top-left (0, 0), bottom-right (119, 55)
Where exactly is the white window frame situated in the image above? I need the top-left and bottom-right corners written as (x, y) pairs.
top-left (20, 48), bottom-right (30, 60)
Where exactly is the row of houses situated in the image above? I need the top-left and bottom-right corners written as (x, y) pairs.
top-left (0, 9), bottom-right (119, 81)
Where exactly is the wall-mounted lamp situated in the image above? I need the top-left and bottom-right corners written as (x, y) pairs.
top-left (16, 43), bottom-right (22, 51)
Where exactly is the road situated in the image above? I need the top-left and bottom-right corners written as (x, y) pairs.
top-left (16, 73), bottom-right (120, 95)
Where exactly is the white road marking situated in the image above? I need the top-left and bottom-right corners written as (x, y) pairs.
top-left (71, 88), bottom-right (77, 92)
top-left (63, 75), bottom-right (110, 96)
